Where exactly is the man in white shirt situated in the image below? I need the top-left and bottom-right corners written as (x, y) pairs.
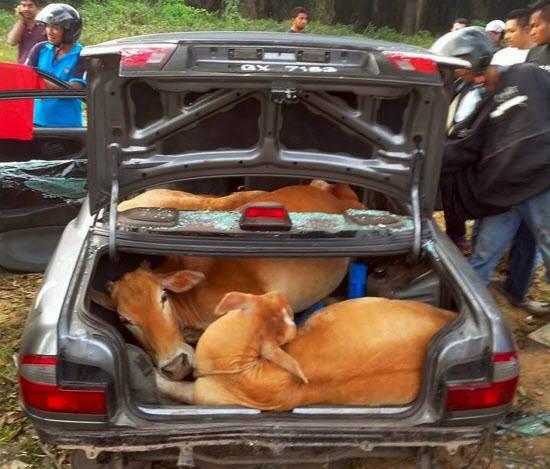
top-left (492, 9), bottom-right (534, 66)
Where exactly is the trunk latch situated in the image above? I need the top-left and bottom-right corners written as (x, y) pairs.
top-left (271, 87), bottom-right (298, 104)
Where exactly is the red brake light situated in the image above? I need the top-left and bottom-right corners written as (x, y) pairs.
top-left (384, 52), bottom-right (438, 75)
top-left (446, 377), bottom-right (519, 411)
top-left (446, 352), bottom-right (519, 411)
top-left (240, 203), bottom-right (292, 231)
top-left (244, 207), bottom-right (288, 219)
top-left (120, 44), bottom-right (177, 71)
top-left (19, 355), bottom-right (107, 415)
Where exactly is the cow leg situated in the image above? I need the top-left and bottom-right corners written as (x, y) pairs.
top-left (155, 371), bottom-right (195, 404)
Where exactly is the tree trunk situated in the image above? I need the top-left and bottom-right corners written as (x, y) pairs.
top-left (402, 0), bottom-right (418, 35)
top-left (469, 0), bottom-right (488, 21)
top-left (185, 0), bottom-right (222, 12)
top-left (313, 0), bottom-right (336, 24)
top-left (239, 0), bottom-right (258, 18)
top-left (415, 0), bottom-right (427, 32)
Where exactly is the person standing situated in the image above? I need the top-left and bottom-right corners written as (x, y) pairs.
top-left (485, 20), bottom-right (505, 52)
top-left (492, 9), bottom-right (533, 66)
top-left (451, 18), bottom-right (469, 32)
top-left (289, 7), bottom-right (308, 33)
top-left (6, 0), bottom-right (46, 64)
top-left (432, 27), bottom-right (550, 312)
top-left (26, 3), bottom-right (85, 127)
top-left (475, 0), bottom-right (550, 314)
top-left (528, 0), bottom-right (550, 68)
top-left (437, 27), bottom-right (489, 254)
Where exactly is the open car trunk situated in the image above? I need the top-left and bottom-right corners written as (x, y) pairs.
top-left (77, 33), bottom-right (473, 415)
top-left (86, 247), bottom-right (461, 416)
top-left (82, 174), bottom-right (463, 419)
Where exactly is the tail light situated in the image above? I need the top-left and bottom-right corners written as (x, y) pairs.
top-left (120, 44), bottom-right (177, 72)
top-left (19, 355), bottom-right (107, 415)
top-left (240, 202), bottom-right (292, 231)
top-left (446, 352), bottom-right (519, 411)
top-left (383, 52), bottom-right (438, 75)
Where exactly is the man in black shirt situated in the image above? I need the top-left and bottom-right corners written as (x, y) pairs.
top-left (432, 27), bottom-right (550, 313)
top-left (487, 0), bottom-right (550, 313)
top-left (289, 6), bottom-right (308, 33)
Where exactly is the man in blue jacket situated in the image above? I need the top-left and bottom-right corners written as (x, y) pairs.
top-left (26, 3), bottom-right (85, 127)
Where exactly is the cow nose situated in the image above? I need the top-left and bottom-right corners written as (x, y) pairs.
top-left (159, 351), bottom-right (194, 381)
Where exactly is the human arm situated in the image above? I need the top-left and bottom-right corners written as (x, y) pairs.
top-left (6, 18), bottom-right (24, 46)
top-left (441, 134), bottom-right (483, 174)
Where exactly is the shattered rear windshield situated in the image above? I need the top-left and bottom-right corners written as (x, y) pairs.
top-left (116, 207), bottom-right (414, 238)
top-left (0, 159), bottom-right (87, 210)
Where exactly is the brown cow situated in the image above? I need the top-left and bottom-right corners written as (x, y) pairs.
top-left (155, 292), bottom-right (456, 410)
top-left (94, 256), bottom-right (349, 380)
top-left (117, 180), bottom-right (365, 213)
top-left (93, 182), bottom-right (363, 379)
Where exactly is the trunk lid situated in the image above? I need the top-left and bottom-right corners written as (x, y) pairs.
top-left (81, 32), bottom-right (467, 217)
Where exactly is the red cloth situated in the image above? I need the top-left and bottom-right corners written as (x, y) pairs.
top-left (0, 62), bottom-right (45, 141)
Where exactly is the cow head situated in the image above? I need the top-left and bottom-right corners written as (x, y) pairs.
top-left (213, 291), bottom-right (308, 384)
top-left (90, 264), bottom-right (205, 380)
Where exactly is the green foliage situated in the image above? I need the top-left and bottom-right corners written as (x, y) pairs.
top-left (1, 0), bottom-right (437, 55)
top-left (222, 0), bottom-right (240, 21)
top-left (0, 8), bottom-right (16, 61)
top-left (362, 25), bottom-right (433, 48)
top-left (0, 6), bottom-right (13, 32)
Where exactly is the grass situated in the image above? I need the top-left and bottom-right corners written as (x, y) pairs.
top-left (0, 274), bottom-right (63, 468)
top-left (0, 9), bottom-right (15, 61)
top-left (0, 0), bottom-right (435, 60)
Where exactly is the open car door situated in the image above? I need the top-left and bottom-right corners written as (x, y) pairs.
top-left (0, 62), bottom-right (87, 272)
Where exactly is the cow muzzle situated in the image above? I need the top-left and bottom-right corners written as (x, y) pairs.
top-left (158, 346), bottom-right (195, 381)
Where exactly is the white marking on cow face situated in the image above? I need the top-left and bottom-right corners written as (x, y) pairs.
top-left (282, 306), bottom-right (294, 326)
top-left (280, 306), bottom-right (298, 344)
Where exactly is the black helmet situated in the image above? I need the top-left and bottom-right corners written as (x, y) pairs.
top-left (36, 3), bottom-right (82, 44)
top-left (430, 26), bottom-right (493, 74)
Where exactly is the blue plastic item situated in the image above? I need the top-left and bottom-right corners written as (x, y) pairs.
top-left (348, 262), bottom-right (368, 299)
top-left (295, 303), bottom-right (326, 326)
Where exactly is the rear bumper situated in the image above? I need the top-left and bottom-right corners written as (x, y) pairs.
top-left (38, 424), bottom-right (487, 464)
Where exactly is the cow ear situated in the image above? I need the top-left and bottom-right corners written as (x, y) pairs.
top-left (89, 289), bottom-right (117, 312)
top-left (214, 292), bottom-right (251, 316)
top-left (160, 270), bottom-right (205, 293)
top-left (261, 342), bottom-right (308, 384)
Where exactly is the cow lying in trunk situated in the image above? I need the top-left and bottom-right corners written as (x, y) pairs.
top-left (93, 182), bottom-right (363, 380)
top-left (117, 180), bottom-right (365, 213)
top-left (156, 292), bottom-right (456, 410)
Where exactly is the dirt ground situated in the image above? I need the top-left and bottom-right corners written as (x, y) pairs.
top-left (1, 261), bottom-right (549, 468)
